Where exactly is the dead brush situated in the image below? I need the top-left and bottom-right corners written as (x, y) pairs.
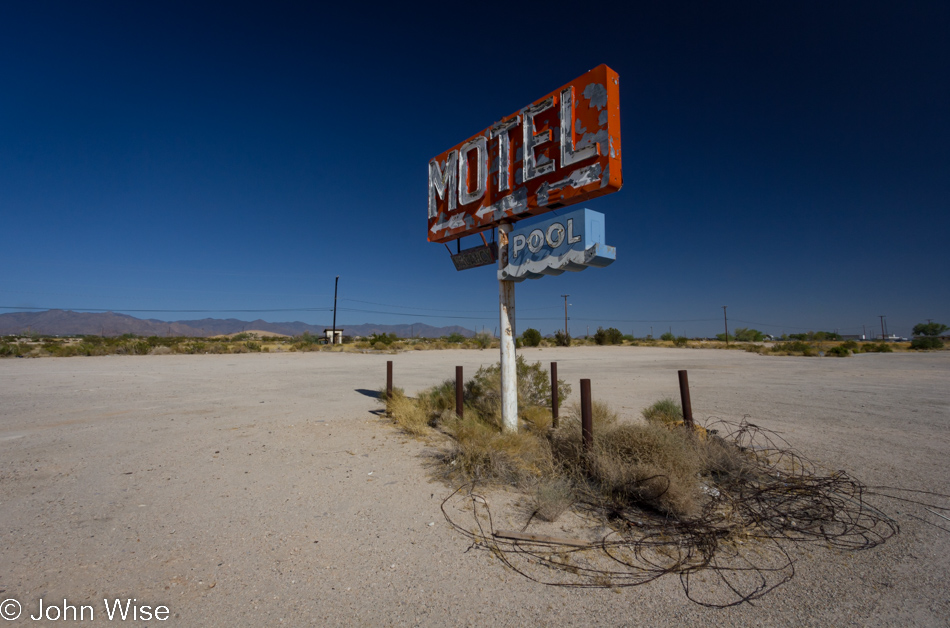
top-left (521, 405), bottom-right (553, 434)
top-left (440, 414), bottom-right (553, 485)
top-left (528, 476), bottom-right (575, 522)
top-left (381, 387), bottom-right (432, 436)
top-left (551, 419), bottom-right (704, 518)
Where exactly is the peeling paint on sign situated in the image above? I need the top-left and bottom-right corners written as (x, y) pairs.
top-left (498, 208), bottom-right (615, 282)
top-left (428, 64), bottom-right (622, 243)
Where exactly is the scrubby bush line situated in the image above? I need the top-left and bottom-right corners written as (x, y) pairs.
top-left (383, 360), bottom-right (753, 520)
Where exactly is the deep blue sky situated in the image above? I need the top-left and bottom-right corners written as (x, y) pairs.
top-left (2, 1), bottom-right (947, 338)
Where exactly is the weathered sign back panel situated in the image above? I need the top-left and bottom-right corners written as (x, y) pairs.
top-left (428, 64), bottom-right (622, 244)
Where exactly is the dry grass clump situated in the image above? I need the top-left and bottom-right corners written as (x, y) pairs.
top-left (521, 405), bottom-right (553, 433)
top-left (642, 397), bottom-right (683, 425)
top-left (383, 388), bottom-right (432, 436)
top-left (588, 423), bottom-right (703, 517)
top-left (440, 415), bottom-right (553, 485)
top-left (545, 398), bottom-right (753, 518)
top-left (550, 416), bottom-right (704, 518)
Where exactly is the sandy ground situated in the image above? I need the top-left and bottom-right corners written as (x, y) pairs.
top-left (1, 347), bottom-right (948, 626)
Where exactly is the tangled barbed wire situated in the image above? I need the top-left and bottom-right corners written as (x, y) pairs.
top-left (440, 419), bottom-right (927, 607)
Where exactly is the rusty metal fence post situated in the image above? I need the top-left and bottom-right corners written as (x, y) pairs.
top-left (581, 379), bottom-right (592, 451)
top-left (678, 369), bottom-right (694, 430)
top-left (551, 362), bottom-right (559, 428)
top-left (456, 366), bottom-right (464, 419)
top-left (386, 361), bottom-right (393, 399)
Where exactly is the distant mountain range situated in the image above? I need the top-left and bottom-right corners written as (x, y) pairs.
top-left (0, 310), bottom-right (476, 339)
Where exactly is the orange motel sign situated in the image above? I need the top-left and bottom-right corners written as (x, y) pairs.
top-left (427, 64), bottom-right (623, 244)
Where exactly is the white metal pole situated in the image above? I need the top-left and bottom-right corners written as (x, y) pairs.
top-left (498, 222), bottom-right (518, 432)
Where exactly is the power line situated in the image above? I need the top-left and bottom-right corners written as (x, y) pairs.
top-left (341, 297), bottom-right (559, 314)
top-left (0, 306), bottom-right (332, 313)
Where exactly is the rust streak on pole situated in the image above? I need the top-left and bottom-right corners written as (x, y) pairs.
top-left (456, 366), bottom-right (464, 419)
top-left (678, 370), bottom-right (694, 430)
top-left (550, 362), bottom-right (559, 428)
top-left (581, 379), bottom-right (592, 452)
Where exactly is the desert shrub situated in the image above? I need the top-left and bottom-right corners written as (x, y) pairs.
top-left (369, 332), bottom-right (397, 346)
top-left (825, 345), bottom-right (851, 357)
top-left (594, 327), bottom-right (624, 345)
top-left (660, 332), bottom-right (674, 341)
top-left (771, 341), bottom-right (817, 356)
top-left (733, 327), bottom-right (765, 342)
top-left (910, 337), bottom-right (944, 350)
top-left (473, 331), bottom-right (493, 349)
top-left (522, 328), bottom-right (542, 347)
top-left (53, 344), bottom-right (83, 357)
top-left (75, 343), bottom-right (110, 356)
top-left (673, 336), bottom-right (688, 347)
top-left (149, 346), bottom-right (173, 356)
top-left (244, 341), bottom-right (262, 352)
top-left (553, 330), bottom-right (571, 346)
top-left (0, 342), bottom-right (24, 357)
top-left (840, 340), bottom-right (859, 351)
top-left (642, 398), bottom-right (682, 425)
top-left (232, 332), bottom-right (250, 341)
top-left (293, 331), bottom-right (323, 351)
top-left (445, 333), bottom-right (466, 343)
top-left (861, 342), bottom-right (893, 353)
top-left (913, 322), bottom-right (949, 337)
top-left (463, 356), bottom-right (571, 427)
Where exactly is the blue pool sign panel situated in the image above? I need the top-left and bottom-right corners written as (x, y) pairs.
top-left (498, 208), bottom-right (615, 282)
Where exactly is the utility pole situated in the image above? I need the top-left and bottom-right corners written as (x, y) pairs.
top-left (879, 315), bottom-right (886, 342)
top-left (332, 275), bottom-right (339, 344)
top-left (722, 306), bottom-right (729, 345)
top-left (561, 295), bottom-right (570, 337)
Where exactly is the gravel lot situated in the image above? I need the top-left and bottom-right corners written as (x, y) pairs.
top-left (1, 347), bottom-right (948, 626)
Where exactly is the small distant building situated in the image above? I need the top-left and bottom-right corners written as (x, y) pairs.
top-left (878, 334), bottom-right (907, 342)
top-left (323, 329), bottom-right (343, 344)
